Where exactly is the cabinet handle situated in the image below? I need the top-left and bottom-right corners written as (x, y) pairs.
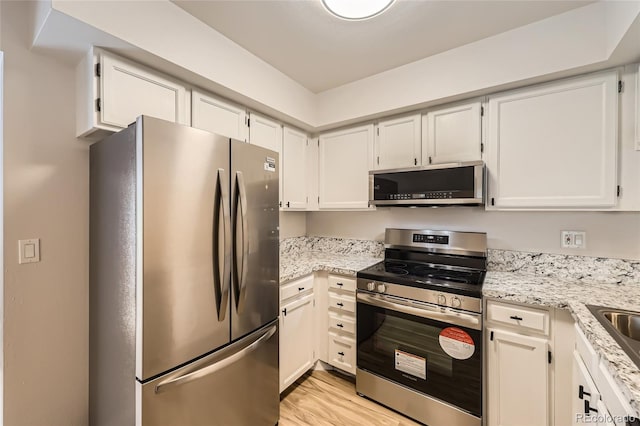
top-left (336, 323), bottom-right (344, 328)
top-left (286, 201), bottom-right (290, 208)
top-left (509, 315), bottom-right (523, 321)
top-left (584, 400), bottom-right (598, 414)
top-left (336, 282), bottom-right (343, 287)
top-left (578, 385), bottom-right (591, 399)
top-left (298, 287), bottom-right (305, 291)
top-left (338, 351), bottom-right (345, 356)
top-left (336, 302), bottom-right (344, 307)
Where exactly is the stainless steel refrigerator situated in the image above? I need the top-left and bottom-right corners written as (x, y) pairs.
top-left (89, 116), bottom-right (280, 426)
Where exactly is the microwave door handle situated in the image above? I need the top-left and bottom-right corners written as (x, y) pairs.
top-left (356, 292), bottom-right (482, 330)
top-left (233, 171), bottom-right (249, 313)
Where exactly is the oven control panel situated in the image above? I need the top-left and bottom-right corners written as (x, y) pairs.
top-left (412, 234), bottom-right (449, 244)
top-left (356, 278), bottom-right (482, 314)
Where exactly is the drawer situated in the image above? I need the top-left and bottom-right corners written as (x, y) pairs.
top-left (328, 275), bottom-right (356, 293)
top-left (280, 275), bottom-right (314, 301)
top-left (328, 332), bottom-right (356, 374)
top-left (328, 313), bottom-right (356, 335)
top-left (328, 293), bottom-right (356, 314)
top-left (487, 300), bottom-right (549, 335)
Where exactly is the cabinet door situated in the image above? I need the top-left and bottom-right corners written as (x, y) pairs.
top-left (306, 138), bottom-right (319, 211)
top-left (486, 70), bottom-right (618, 209)
top-left (423, 101), bottom-right (482, 164)
top-left (191, 90), bottom-right (247, 141)
top-left (318, 124), bottom-right (374, 209)
top-left (487, 328), bottom-right (549, 426)
top-left (572, 350), bottom-right (601, 426)
top-left (374, 114), bottom-right (421, 169)
top-left (100, 52), bottom-right (188, 129)
top-left (249, 113), bottom-right (282, 152)
top-left (282, 127), bottom-right (308, 210)
top-left (279, 293), bottom-right (314, 393)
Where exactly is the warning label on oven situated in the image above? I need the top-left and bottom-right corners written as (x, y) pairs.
top-left (439, 327), bottom-right (475, 360)
top-left (394, 349), bottom-right (426, 380)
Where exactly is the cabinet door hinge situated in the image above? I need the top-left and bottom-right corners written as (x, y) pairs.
top-left (480, 106), bottom-right (484, 116)
top-left (247, 118), bottom-right (250, 127)
top-left (618, 80), bottom-right (624, 93)
top-left (377, 156), bottom-right (380, 165)
top-left (480, 143), bottom-right (484, 153)
top-left (491, 197), bottom-right (495, 206)
top-left (306, 196), bottom-right (309, 203)
top-left (318, 140), bottom-right (320, 147)
top-left (414, 158), bottom-right (417, 166)
top-left (377, 127), bottom-right (380, 136)
top-left (279, 201), bottom-right (282, 208)
top-left (490, 331), bottom-right (494, 341)
top-left (617, 185), bottom-right (621, 197)
top-left (428, 156), bottom-right (432, 164)
top-left (318, 196), bottom-right (320, 203)
top-left (548, 351), bottom-right (552, 364)
top-left (95, 63), bottom-right (101, 77)
top-left (313, 299), bottom-right (316, 307)
top-left (96, 98), bottom-right (101, 112)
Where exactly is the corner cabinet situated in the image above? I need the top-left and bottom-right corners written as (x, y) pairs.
top-left (76, 48), bottom-right (189, 140)
top-left (281, 127), bottom-right (308, 210)
top-left (485, 70), bottom-right (619, 209)
top-left (318, 124), bottom-right (374, 209)
top-left (422, 100), bottom-right (483, 165)
top-left (373, 114), bottom-right (421, 169)
top-left (249, 112), bottom-right (282, 153)
top-left (191, 89), bottom-right (247, 141)
top-left (279, 275), bottom-right (316, 393)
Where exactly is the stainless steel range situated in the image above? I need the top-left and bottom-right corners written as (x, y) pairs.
top-left (356, 228), bottom-right (487, 426)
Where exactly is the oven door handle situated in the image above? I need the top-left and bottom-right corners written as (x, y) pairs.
top-left (357, 292), bottom-right (482, 330)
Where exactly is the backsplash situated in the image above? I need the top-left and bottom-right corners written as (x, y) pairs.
top-left (281, 237), bottom-right (640, 285)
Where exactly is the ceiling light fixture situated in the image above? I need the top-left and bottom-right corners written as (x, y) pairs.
top-left (321, 0), bottom-right (396, 20)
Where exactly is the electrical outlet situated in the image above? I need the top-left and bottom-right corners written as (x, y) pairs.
top-left (561, 231), bottom-right (586, 249)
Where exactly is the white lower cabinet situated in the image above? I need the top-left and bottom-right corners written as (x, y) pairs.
top-left (487, 328), bottom-right (550, 426)
top-left (279, 275), bottom-right (315, 393)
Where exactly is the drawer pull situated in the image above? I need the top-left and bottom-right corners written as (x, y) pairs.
top-left (509, 315), bottom-right (524, 321)
top-left (336, 302), bottom-right (344, 307)
top-left (336, 323), bottom-right (344, 328)
top-left (282, 308), bottom-right (287, 316)
top-left (336, 282), bottom-right (343, 287)
top-left (338, 351), bottom-right (345, 356)
top-left (584, 400), bottom-right (598, 414)
top-left (578, 385), bottom-right (590, 399)
top-left (298, 287), bottom-right (305, 291)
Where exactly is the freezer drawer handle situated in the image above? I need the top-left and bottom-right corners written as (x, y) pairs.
top-left (233, 171), bottom-right (250, 313)
top-left (154, 324), bottom-right (277, 394)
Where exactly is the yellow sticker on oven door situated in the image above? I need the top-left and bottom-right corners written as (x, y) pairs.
top-left (439, 327), bottom-right (475, 360)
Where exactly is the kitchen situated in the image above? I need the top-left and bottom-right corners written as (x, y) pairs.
top-left (2, 0), bottom-right (640, 425)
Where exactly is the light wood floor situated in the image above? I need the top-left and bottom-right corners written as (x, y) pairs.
top-left (279, 370), bottom-right (422, 426)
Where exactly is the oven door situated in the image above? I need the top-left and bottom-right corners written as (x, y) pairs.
top-left (356, 292), bottom-right (483, 417)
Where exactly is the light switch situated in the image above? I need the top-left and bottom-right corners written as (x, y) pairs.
top-left (19, 239), bottom-right (40, 264)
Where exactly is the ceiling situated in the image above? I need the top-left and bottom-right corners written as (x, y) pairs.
top-left (173, 0), bottom-right (593, 93)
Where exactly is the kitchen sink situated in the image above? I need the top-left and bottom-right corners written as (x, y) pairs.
top-left (587, 305), bottom-right (640, 369)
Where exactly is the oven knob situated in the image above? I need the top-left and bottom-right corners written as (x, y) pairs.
top-left (377, 283), bottom-right (386, 293)
top-left (437, 294), bottom-right (447, 305)
top-left (367, 282), bottom-right (376, 291)
top-left (451, 297), bottom-right (462, 308)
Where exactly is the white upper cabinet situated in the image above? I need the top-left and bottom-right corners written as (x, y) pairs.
top-left (249, 112), bottom-right (282, 153)
top-left (281, 127), bottom-right (308, 210)
top-left (485, 70), bottom-right (619, 209)
top-left (77, 48), bottom-right (190, 140)
top-left (319, 124), bottom-right (374, 209)
top-left (306, 138), bottom-right (320, 211)
top-left (374, 114), bottom-right (421, 169)
top-left (423, 101), bottom-right (482, 165)
top-left (191, 89), bottom-right (247, 141)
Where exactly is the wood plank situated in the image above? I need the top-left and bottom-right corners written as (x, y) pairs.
top-left (280, 370), bottom-right (422, 426)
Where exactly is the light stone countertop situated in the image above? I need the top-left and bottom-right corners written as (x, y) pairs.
top-left (280, 250), bottom-right (381, 284)
top-left (484, 271), bottom-right (640, 416)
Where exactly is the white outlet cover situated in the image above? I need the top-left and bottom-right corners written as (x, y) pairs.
top-left (561, 231), bottom-right (586, 249)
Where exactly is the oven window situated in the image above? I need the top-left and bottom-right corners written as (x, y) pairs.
top-left (357, 301), bottom-right (482, 417)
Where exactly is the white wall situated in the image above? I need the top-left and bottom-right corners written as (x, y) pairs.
top-left (307, 209), bottom-right (640, 260)
top-left (279, 212), bottom-right (306, 239)
top-left (2, 3), bottom-right (88, 425)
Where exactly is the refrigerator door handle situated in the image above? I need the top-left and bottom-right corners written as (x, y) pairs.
top-left (154, 323), bottom-right (277, 394)
top-left (233, 171), bottom-right (250, 313)
top-left (216, 168), bottom-right (231, 321)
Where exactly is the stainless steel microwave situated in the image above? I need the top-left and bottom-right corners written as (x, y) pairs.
top-left (369, 161), bottom-right (485, 206)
